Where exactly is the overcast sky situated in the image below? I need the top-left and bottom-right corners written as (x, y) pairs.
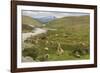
top-left (22, 10), bottom-right (89, 18)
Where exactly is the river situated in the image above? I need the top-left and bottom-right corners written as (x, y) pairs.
top-left (22, 28), bottom-right (47, 41)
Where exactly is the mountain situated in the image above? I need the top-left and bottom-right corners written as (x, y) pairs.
top-left (33, 16), bottom-right (56, 23)
top-left (22, 16), bottom-right (41, 27)
top-left (22, 16), bottom-right (42, 32)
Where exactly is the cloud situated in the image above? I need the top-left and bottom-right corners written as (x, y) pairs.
top-left (22, 10), bottom-right (89, 18)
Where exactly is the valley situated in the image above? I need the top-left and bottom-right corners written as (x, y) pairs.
top-left (22, 15), bottom-right (90, 62)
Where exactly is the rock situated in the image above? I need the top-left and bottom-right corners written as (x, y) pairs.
top-left (37, 54), bottom-right (49, 61)
top-left (81, 48), bottom-right (89, 55)
top-left (72, 50), bottom-right (81, 58)
top-left (44, 47), bottom-right (49, 51)
top-left (55, 34), bottom-right (58, 36)
top-left (22, 56), bottom-right (34, 62)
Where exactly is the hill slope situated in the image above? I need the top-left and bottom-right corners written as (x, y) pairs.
top-left (22, 16), bottom-right (42, 32)
top-left (22, 16), bottom-right (42, 26)
top-left (22, 24), bottom-right (33, 33)
top-left (46, 16), bottom-right (90, 45)
top-left (46, 16), bottom-right (89, 28)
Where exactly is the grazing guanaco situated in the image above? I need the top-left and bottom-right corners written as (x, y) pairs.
top-left (57, 43), bottom-right (64, 56)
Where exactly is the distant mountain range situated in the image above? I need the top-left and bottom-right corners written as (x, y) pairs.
top-left (32, 16), bottom-right (56, 23)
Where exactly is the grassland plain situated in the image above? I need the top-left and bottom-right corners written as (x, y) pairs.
top-left (22, 15), bottom-right (90, 62)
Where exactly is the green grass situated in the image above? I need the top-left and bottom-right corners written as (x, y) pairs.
top-left (48, 51), bottom-right (89, 61)
top-left (22, 15), bottom-right (90, 62)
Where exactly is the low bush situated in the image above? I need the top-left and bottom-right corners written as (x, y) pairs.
top-left (22, 47), bottom-right (39, 60)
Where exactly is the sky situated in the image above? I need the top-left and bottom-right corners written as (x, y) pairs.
top-left (22, 10), bottom-right (89, 18)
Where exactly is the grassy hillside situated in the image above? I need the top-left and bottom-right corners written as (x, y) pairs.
top-left (22, 24), bottom-right (33, 33)
top-left (22, 16), bottom-right (41, 26)
top-left (46, 16), bottom-right (90, 60)
top-left (46, 16), bottom-right (89, 28)
top-left (22, 16), bottom-right (42, 32)
top-left (22, 16), bottom-right (90, 62)
top-left (46, 16), bottom-right (90, 45)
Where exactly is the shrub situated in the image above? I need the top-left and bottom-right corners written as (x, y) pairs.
top-left (22, 47), bottom-right (39, 60)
